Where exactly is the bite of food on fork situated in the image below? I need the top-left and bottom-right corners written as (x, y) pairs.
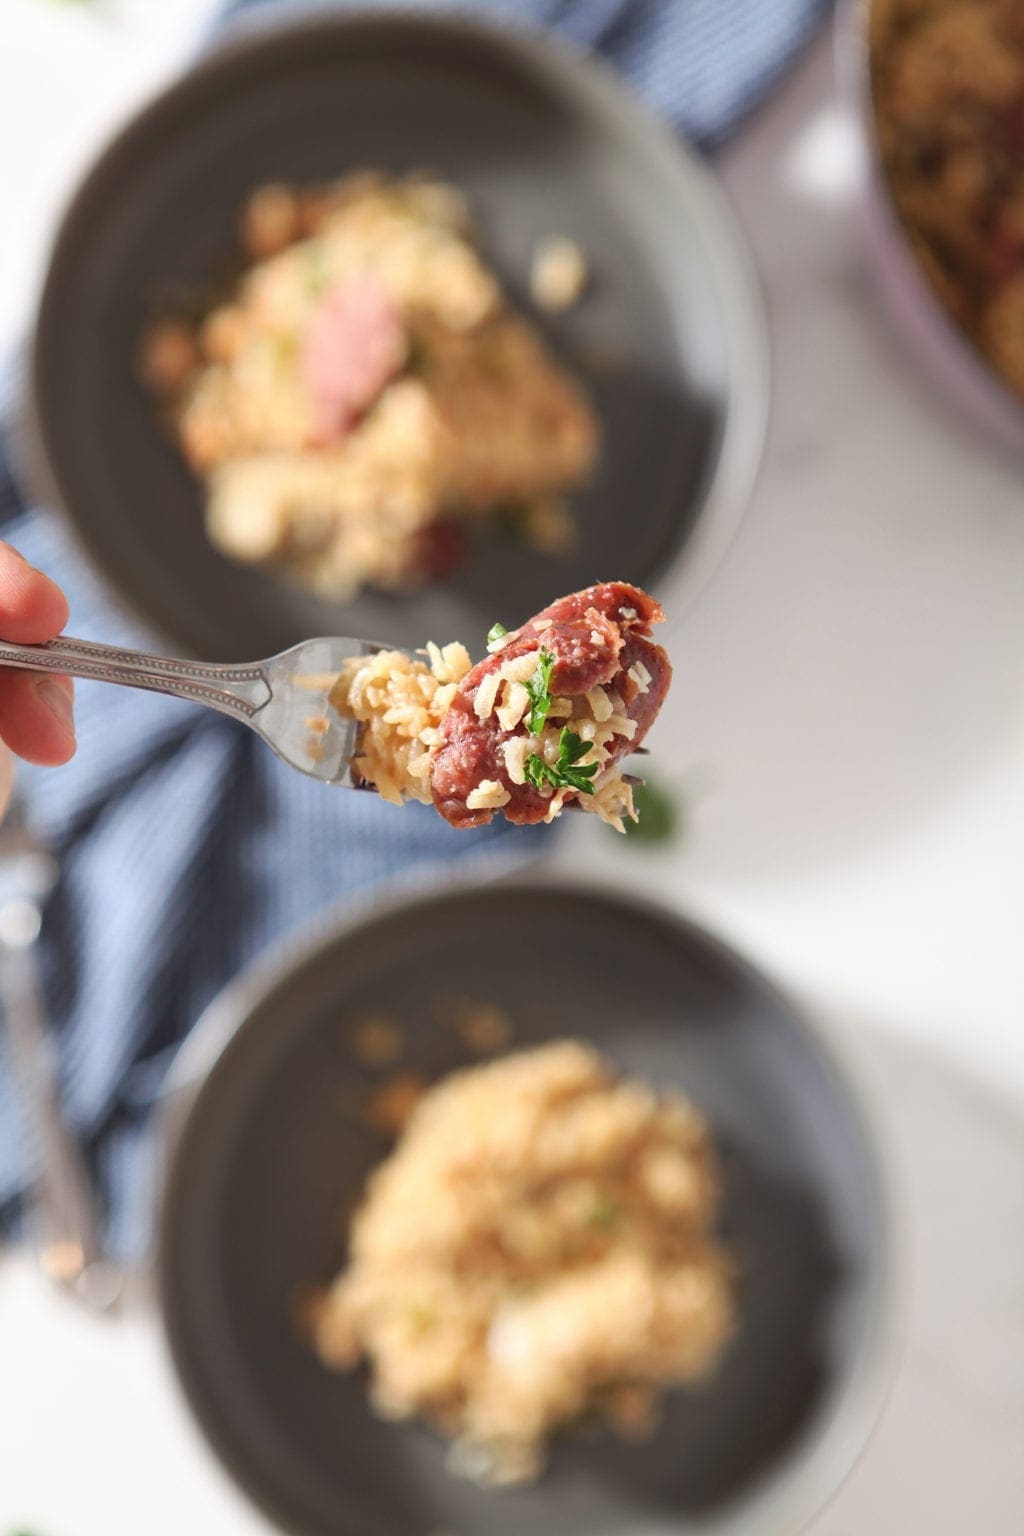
top-left (0, 566), bottom-right (670, 832)
top-left (330, 582), bottom-right (671, 831)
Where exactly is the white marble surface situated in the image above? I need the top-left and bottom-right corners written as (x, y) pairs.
top-left (0, 5), bottom-right (1022, 1533)
top-left (569, 38), bottom-right (1024, 1105)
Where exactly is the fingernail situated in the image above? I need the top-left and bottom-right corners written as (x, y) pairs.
top-left (36, 679), bottom-right (75, 739)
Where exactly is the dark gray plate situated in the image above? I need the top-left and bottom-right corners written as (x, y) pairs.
top-left (158, 880), bottom-right (893, 1536)
top-left (28, 10), bottom-right (767, 660)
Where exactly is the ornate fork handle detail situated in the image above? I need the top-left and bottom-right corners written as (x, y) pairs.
top-left (0, 637), bottom-right (271, 720)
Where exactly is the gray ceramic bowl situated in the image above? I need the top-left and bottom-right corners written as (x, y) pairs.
top-left (28, 8), bottom-right (767, 660)
top-left (157, 878), bottom-right (895, 1536)
top-left (839, 0), bottom-right (1024, 456)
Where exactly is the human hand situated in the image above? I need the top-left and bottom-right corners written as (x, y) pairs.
top-left (0, 541), bottom-right (75, 767)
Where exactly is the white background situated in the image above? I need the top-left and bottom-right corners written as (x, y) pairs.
top-left (0, 4), bottom-right (1022, 1533)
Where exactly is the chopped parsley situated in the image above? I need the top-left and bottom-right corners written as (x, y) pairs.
top-left (494, 504), bottom-right (530, 543)
top-left (486, 621), bottom-right (508, 647)
top-left (621, 778), bottom-right (679, 844)
top-left (271, 332), bottom-right (299, 369)
top-left (525, 728), bottom-right (599, 796)
top-left (404, 333), bottom-right (433, 377)
top-left (408, 1301), bottom-right (436, 1334)
top-left (302, 244), bottom-right (331, 298)
top-left (522, 648), bottom-right (556, 735)
top-left (585, 1195), bottom-right (620, 1230)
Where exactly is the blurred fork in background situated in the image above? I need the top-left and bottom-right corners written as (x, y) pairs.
top-left (0, 797), bottom-right (121, 1312)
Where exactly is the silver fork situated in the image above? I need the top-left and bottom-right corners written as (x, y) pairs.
top-left (0, 797), bottom-right (121, 1312)
top-left (0, 635), bottom-right (385, 786)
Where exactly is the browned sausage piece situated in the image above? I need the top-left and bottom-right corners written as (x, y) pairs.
top-left (430, 583), bottom-right (671, 829)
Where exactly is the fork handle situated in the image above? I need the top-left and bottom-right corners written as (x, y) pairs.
top-left (0, 636), bottom-right (271, 721)
top-left (0, 921), bottom-right (118, 1308)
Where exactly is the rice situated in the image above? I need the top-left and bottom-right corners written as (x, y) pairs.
top-left (529, 235), bottom-right (589, 313)
top-left (499, 651), bottom-right (543, 685)
top-left (465, 779), bottom-right (512, 811)
top-left (331, 645), bottom-right (639, 831)
top-left (472, 670), bottom-right (502, 720)
top-left (328, 645), bottom-right (471, 806)
top-left (494, 681), bottom-right (530, 733)
top-left (349, 1013), bottom-right (405, 1068)
top-left (586, 686), bottom-right (614, 722)
top-left (501, 736), bottom-right (531, 786)
top-left (450, 1000), bottom-right (513, 1054)
top-left (628, 661), bottom-right (652, 694)
top-left (310, 1040), bottom-right (735, 1485)
top-left (142, 171), bottom-right (598, 597)
top-left (330, 643), bottom-right (641, 830)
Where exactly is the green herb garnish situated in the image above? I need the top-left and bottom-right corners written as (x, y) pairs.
top-left (621, 778), bottom-right (680, 844)
top-left (486, 621), bottom-right (508, 647)
top-left (270, 332), bottom-right (299, 369)
top-left (522, 648), bottom-right (556, 735)
top-left (585, 1195), bottom-right (620, 1229)
top-left (303, 244), bottom-right (331, 298)
top-left (492, 502), bottom-right (533, 543)
top-left (408, 1301), bottom-right (436, 1334)
top-left (405, 333), bottom-right (433, 377)
top-left (524, 728), bottom-right (599, 797)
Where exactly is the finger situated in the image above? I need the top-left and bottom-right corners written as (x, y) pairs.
top-left (0, 746), bottom-right (13, 821)
top-left (0, 672), bottom-right (75, 765)
top-left (0, 544), bottom-right (69, 642)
